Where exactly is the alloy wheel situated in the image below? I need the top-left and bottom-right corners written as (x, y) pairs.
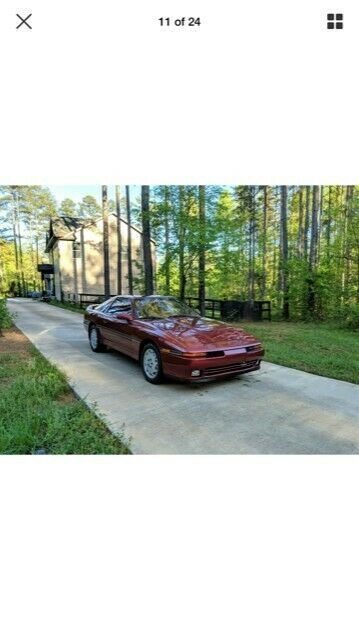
top-left (143, 347), bottom-right (159, 379)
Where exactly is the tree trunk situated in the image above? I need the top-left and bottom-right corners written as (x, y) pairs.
top-left (342, 186), bottom-right (353, 304)
top-left (326, 186), bottom-right (332, 260)
top-left (164, 186), bottom-right (170, 295)
top-left (198, 186), bottom-right (206, 316)
top-left (14, 191), bottom-right (26, 295)
top-left (304, 185), bottom-right (311, 260)
top-left (248, 187), bottom-right (256, 301)
top-left (178, 186), bottom-right (186, 300)
top-left (261, 185), bottom-right (267, 298)
top-left (126, 186), bottom-right (133, 294)
top-left (11, 192), bottom-right (20, 295)
top-left (115, 185), bottom-right (122, 294)
top-left (297, 186), bottom-right (304, 258)
top-left (307, 185), bottom-right (320, 316)
top-left (141, 186), bottom-right (154, 295)
top-left (102, 185), bottom-right (110, 298)
top-left (309, 186), bottom-right (319, 272)
top-left (280, 185), bottom-right (289, 320)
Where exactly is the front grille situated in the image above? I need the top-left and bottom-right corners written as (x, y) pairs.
top-left (203, 360), bottom-right (258, 376)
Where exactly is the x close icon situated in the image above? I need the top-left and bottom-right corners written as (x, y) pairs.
top-left (16, 13), bottom-right (32, 29)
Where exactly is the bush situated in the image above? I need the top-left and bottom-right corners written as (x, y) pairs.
top-left (0, 298), bottom-right (13, 334)
top-left (343, 304), bottom-right (359, 331)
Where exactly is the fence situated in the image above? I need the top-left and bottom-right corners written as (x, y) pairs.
top-left (186, 298), bottom-right (271, 321)
top-left (61, 292), bottom-right (110, 308)
top-left (60, 291), bottom-right (271, 320)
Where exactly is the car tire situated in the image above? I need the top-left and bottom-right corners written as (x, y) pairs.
top-left (141, 343), bottom-right (163, 384)
top-left (89, 325), bottom-right (106, 353)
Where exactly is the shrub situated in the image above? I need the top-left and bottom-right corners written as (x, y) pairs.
top-left (0, 298), bottom-right (13, 335)
top-left (343, 304), bottom-right (359, 331)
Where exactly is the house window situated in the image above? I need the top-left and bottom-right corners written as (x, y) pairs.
top-left (73, 242), bottom-right (81, 259)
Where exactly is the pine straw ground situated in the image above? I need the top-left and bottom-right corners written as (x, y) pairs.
top-left (0, 326), bottom-right (130, 454)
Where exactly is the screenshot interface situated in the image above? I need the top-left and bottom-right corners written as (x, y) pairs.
top-left (0, 2), bottom-right (358, 640)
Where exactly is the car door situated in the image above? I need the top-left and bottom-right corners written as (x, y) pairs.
top-left (103, 297), bottom-right (134, 356)
top-left (94, 300), bottom-right (115, 343)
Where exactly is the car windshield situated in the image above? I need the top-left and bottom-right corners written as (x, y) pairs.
top-left (134, 297), bottom-right (199, 320)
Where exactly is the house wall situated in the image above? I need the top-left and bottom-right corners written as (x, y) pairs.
top-left (57, 240), bottom-right (75, 300)
top-left (54, 214), bottom-right (155, 301)
top-left (52, 246), bottom-right (62, 299)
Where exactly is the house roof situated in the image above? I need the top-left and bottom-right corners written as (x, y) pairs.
top-left (45, 213), bottom-right (156, 253)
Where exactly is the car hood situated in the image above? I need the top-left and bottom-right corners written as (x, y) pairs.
top-left (147, 316), bottom-right (261, 351)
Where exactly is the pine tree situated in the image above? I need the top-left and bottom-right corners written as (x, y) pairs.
top-left (198, 186), bottom-right (206, 315)
top-left (141, 186), bottom-right (154, 295)
top-left (102, 186), bottom-right (110, 298)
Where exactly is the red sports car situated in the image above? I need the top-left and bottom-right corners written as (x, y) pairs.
top-left (84, 295), bottom-right (264, 384)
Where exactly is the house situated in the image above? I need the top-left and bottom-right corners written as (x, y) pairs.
top-left (45, 214), bottom-right (156, 301)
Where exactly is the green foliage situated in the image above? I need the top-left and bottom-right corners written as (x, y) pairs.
top-left (153, 185), bottom-right (359, 321)
top-left (78, 195), bottom-right (101, 219)
top-left (0, 298), bottom-right (13, 333)
top-left (59, 197), bottom-right (77, 217)
top-left (0, 185), bottom-right (57, 295)
top-left (1, 184), bottom-right (359, 323)
top-left (343, 304), bottom-right (359, 331)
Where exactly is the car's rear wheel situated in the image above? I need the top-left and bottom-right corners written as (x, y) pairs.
top-left (89, 325), bottom-right (105, 352)
top-left (141, 344), bottom-right (163, 384)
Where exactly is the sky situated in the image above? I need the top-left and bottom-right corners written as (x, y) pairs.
top-left (48, 185), bottom-right (141, 206)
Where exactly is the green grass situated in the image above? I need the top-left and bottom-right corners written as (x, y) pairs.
top-left (237, 321), bottom-right (359, 384)
top-left (0, 327), bottom-right (130, 454)
top-left (47, 300), bottom-right (85, 314)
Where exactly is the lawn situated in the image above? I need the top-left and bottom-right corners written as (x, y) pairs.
top-left (238, 321), bottom-right (359, 384)
top-left (0, 326), bottom-right (131, 454)
top-left (48, 299), bottom-right (85, 314)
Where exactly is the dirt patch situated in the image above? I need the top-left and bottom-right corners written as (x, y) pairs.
top-left (0, 327), bottom-right (31, 356)
top-left (56, 391), bottom-right (76, 405)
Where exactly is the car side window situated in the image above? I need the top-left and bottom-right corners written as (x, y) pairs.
top-left (97, 301), bottom-right (112, 313)
top-left (107, 297), bottom-right (132, 314)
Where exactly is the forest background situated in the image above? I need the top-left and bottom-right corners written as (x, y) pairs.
top-left (0, 184), bottom-right (358, 326)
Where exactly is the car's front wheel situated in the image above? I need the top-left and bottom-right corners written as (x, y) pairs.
top-left (141, 344), bottom-right (163, 384)
top-left (89, 325), bottom-right (105, 352)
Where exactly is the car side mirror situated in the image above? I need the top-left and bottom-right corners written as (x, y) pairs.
top-left (115, 312), bottom-right (132, 322)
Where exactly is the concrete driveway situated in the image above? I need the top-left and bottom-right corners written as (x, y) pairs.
top-left (8, 298), bottom-right (359, 454)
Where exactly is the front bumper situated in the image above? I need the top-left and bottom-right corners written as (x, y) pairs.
top-left (162, 347), bottom-right (264, 382)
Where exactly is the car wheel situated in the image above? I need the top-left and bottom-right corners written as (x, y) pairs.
top-left (141, 344), bottom-right (163, 384)
top-left (89, 325), bottom-right (105, 352)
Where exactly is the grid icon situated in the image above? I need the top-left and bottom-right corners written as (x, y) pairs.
top-left (327, 13), bottom-right (343, 29)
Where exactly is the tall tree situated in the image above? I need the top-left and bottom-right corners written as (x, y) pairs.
top-left (125, 186), bottom-right (133, 295)
top-left (261, 186), bottom-right (268, 298)
top-left (297, 186), bottom-right (304, 258)
top-left (78, 195), bottom-right (101, 219)
top-left (280, 185), bottom-right (289, 319)
top-left (59, 198), bottom-right (77, 218)
top-left (115, 185), bottom-right (122, 295)
top-left (304, 186), bottom-right (311, 260)
top-left (164, 186), bottom-right (170, 295)
top-left (11, 190), bottom-right (21, 295)
top-left (178, 186), bottom-right (186, 300)
top-left (102, 186), bottom-right (110, 298)
top-left (198, 185), bottom-right (206, 315)
top-left (307, 185), bottom-right (320, 316)
top-left (141, 186), bottom-right (154, 295)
